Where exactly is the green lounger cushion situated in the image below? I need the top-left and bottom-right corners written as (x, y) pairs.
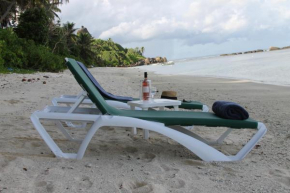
top-left (109, 98), bottom-right (204, 110)
top-left (66, 58), bottom-right (258, 129)
top-left (166, 101), bottom-right (204, 110)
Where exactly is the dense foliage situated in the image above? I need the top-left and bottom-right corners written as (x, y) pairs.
top-left (0, 1), bottom-right (145, 73)
top-left (15, 7), bottom-right (50, 45)
top-left (92, 39), bottom-right (145, 67)
top-left (0, 28), bottom-right (65, 72)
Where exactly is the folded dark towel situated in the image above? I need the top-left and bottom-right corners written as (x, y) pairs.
top-left (212, 101), bottom-right (249, 120)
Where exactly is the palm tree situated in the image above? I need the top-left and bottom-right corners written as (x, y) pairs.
top-left (63, 21), bottom-right (77, 50)
top-left (0, 0), bottom-right (69, 27)
top-left (140, 46), bottom-right (145, 56)
top-left (77, 33), bottom-right (95, 64)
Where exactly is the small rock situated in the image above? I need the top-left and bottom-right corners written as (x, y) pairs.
top-left (43, 81), bottom-right (46, 84)
top-left (23, 168), bottom-right (27, 171)
top-left (85, 163), bottom-right (92, 168)
top-left (37, 78), bottom-right (40, 80)
top-left (22, 78), bottom-right (26, 82)
top-left (255, 144), bottom-right (261, 149)
top-left (32, 78), bottom-right (35, 80)
top-left (43, 76), bottom-right (49, 78)
top-left (27, 79), bottom-right (31, 82)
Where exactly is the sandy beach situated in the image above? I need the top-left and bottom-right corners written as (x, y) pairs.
top-left (0, 67), bottom-right (289, 193)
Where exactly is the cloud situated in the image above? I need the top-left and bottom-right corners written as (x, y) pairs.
top-left (59, 0), bottom-right (290, 58)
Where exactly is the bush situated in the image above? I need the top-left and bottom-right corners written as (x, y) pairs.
top-left (0, 28), bottom-right (66, 72)
top-left (102, 51), bottom-right (119, 66)
top-left (15, 8), bottom-right (49, 45)
top-left (0, 28), bottom-right (26, 68)
top-left (0, 41), bottom-right (4, 70)
top-left (22, 40), bottom-right (65, 72)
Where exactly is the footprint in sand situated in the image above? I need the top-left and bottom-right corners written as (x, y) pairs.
top-left (160, 164), bottom-right (179, 173)
top-left (269, 169), bottom-right (290, 187)
top-left (138, 152), bottom-right (156, 162)
top-left (119, 181), bottom-right (153, 193)
top-left (124, 146), bottom-right (138, 154)
top-left (159, 164), bottom-right (183, 179)
top-left (99, 144), bottom-right (109, 151)
top-left (75, 176), bottom-right (93, 189)
top-left (35, 181), bottom-right (54, 193)
top-left (165, 178), bottom-right (186, 189)
top-left (4, 99), bottom-right (21, 105)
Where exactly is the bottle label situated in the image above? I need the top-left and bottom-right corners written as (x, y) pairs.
top-left (142, 86), bottom-right (149, 93)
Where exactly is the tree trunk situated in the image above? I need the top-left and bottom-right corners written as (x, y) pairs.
top-left (0, 0), bottom-right (16, 26)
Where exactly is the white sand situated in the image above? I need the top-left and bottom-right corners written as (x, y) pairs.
top-left (0, 67), bottom-right (289, 192)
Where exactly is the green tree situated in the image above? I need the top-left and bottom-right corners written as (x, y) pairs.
top-left (140, 46), bottom-right (145, 56)
top-left (63, 22), bottom-right (77, 52)
top-left (0, 0), bottom-right (69, 28)
top-left (49, 21), bottom-right (77, 55)
top-left (15, 7), bottom-right (50, 44)
top-left (77, 33), bottom-right (95, 65)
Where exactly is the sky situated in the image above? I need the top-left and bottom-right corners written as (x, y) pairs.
top-left (59, 0), bottom-right (290, 60)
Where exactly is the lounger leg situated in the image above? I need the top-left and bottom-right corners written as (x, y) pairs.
top-left (229, 122), bottom-right (267, 161)
top-left (130, 105), bottom-right (138, 136)
top-left (143, 129), bottom-right (149, 140)
top-left (31, 113), bottom-right (78, 159)
top-left (55, 121), bottom-right (82, 142)
top-left (143, 107), bottom-right (150, 139)
top-left (131, 127), bottom-right (137, 135)
top-left (64, 91), bottom-right (88, 129)
top-left (216, 128), bottom-right (232, 144)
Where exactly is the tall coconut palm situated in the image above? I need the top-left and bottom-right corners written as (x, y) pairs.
top-left (0, 0), bottom-right (69, 27)
top-left (63, 21), bottom-right (77, 50)
top-left (140, 46), bottom-right (145, 56)
top-left (77, 33), bottom-right (95, 64)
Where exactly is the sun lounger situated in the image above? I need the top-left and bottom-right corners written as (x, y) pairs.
top-left (52, 61), bottom-right (209, 112)
top-left (30, 58), bottom-right (267, 161)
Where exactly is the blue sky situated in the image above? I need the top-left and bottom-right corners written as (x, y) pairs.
top-left (59, 0), bottom-right (290, 60)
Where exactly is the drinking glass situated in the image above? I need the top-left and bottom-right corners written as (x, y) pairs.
top-left (151, 87), bottom-right (157, 99)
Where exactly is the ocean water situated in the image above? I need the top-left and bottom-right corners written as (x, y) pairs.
top-left (136, 49), bottom-right (290, 86)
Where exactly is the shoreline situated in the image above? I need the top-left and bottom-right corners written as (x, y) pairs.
top-left (132, 66), bottom-right (290, 88)
top-left (0, 68), bottom-right (289, 192)
top-left (135, 49), bottom-right (290, 87)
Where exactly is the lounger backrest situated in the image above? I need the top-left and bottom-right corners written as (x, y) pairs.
top-left (66, 58), bottom-right (119, 115)
top-left (77, 61), bottom-right (134, 102)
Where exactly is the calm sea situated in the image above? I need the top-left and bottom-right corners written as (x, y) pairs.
top-left (136, 49), bottom-right (290, 86)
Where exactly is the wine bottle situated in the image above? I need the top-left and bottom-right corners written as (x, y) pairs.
top-left (142, 72), bottom-right (150, 101)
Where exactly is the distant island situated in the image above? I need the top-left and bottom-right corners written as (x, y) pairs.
top-left (220, 46), bottom-right (290, 56)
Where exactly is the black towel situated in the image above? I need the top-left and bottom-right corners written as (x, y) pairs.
top-left (212, 101), bottom-right (249, 120)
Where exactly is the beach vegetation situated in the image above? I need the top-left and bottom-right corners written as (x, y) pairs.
top-left (14, 7), bottom-right (50, 45)
top-left (0, 28), bottom-right (65, 72)
top-left (0, 0), bottom-right (145, 73)
top-left (91, 39), bottom-right (145, 67)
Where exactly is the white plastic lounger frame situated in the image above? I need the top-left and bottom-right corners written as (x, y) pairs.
top-left (51, 91), bottom-right (141, 129)
top-left (30, 105), bottom-right (267, 162)
top-left (53, 91), bottom-right (210, 112)
top-left (52, 91), bottom-right (207, 137)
